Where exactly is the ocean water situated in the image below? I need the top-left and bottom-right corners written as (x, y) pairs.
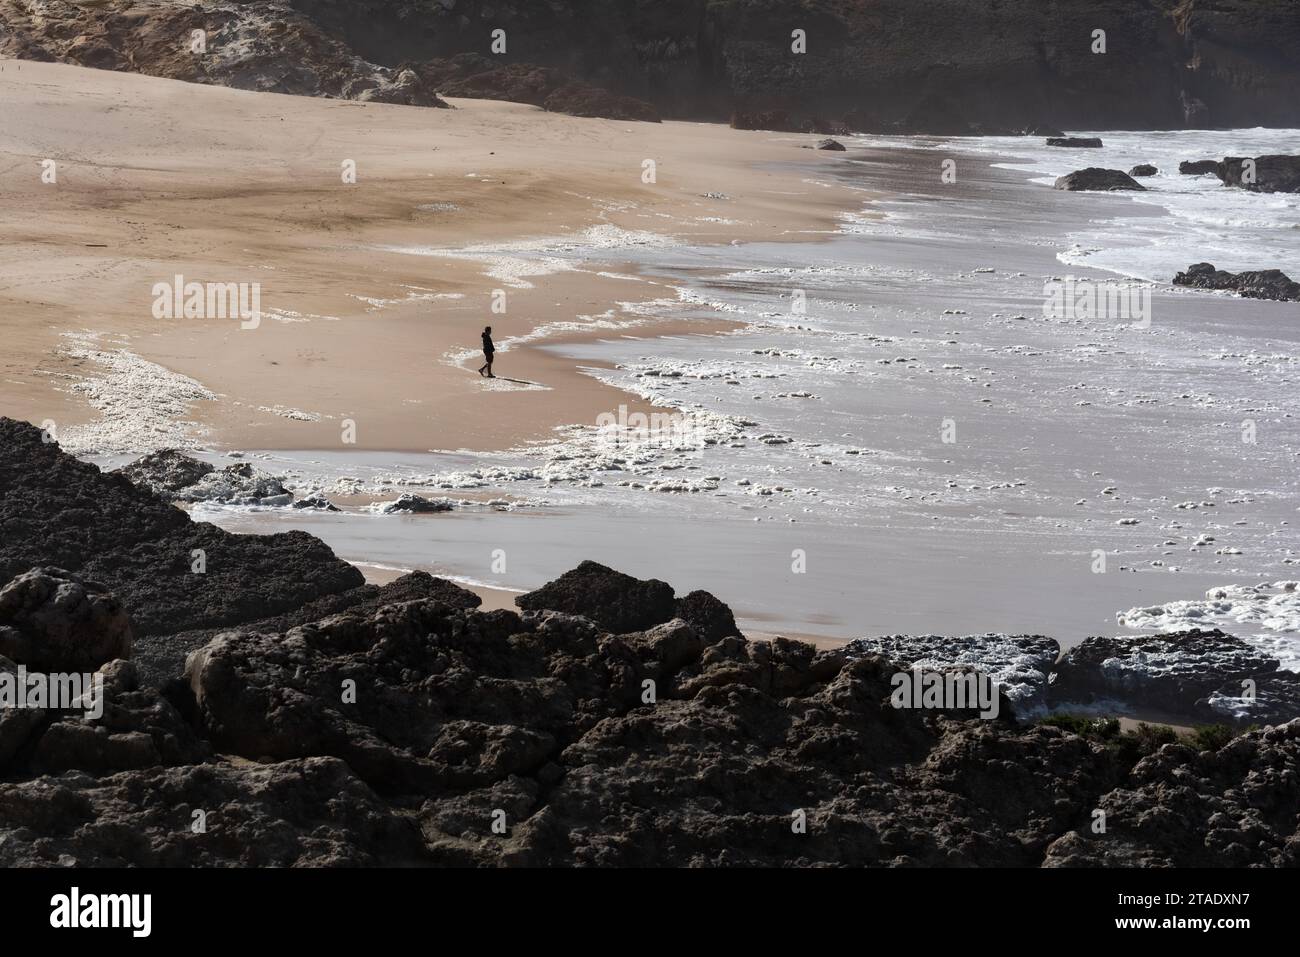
top-left (185, 131), bottom-right (1300, 665)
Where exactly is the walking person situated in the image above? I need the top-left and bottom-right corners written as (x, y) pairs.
top-left (477, 325), bottom-right (495, 378)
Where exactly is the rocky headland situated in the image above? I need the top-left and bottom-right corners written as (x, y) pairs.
top-left (2, 0), bottom-right (1298, 130)
top-left (2, 415), bottom-right (1298, 867)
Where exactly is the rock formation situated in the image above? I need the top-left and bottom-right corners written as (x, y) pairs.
top-left (1054, 168), bottom-right (1146, 191)
top-left (1173, 262), bottom-right (1300, 301)
top-left (3, 1), bottom-right (1297, 131)
top-left (1215, 155), bottom-right (1300, 193)
top-left (2, 416), bottom-right (1298, 867)
top-left (1129, 164), bottom-right (1158, 177)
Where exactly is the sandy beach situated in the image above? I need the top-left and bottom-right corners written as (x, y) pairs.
top-left (0, 59), bottom-right (871, 455)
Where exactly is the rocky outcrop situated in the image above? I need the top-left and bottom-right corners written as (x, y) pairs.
top-left (1049, 629), bottom-right (1279, 717)
top-left (0, 417), bottom-right (363, 638)
top-left (378, 494), bottom-right (455, 514)
top-left (515, 560), bottom-right (678, 633)
top-left (1129, 164), bottom-right (1158, 177)
top-left (1047, 137), bottom-right (1104, 148)
top-left (2, 417), bottom-right (1299, 867)
top-left (816, 137), bottom-right (846, 151)
top-left (1173, 262), bottom-right (1300, 301)
top-left (4, 1), bottom-right (1297, 131)
top-left (0, 567), bottom-right (132, 672)
top-left (1215, 154), bottom-right (1300, 193)
top-left (1054, 168), bottom-right (1146, 191)
top-left (0, 0), bottom-right (449, 107)
top-left (117, 451), bottom-right (293, 506)
top-left (1180, 159), bottom-right (1220, 175)
top-left (844, 634), bottom-right (1060, 716)
top-left (1044, 722), bottom-right (1300, 867)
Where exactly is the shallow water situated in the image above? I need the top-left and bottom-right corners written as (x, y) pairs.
top-left (178, 134), bottom-right (1300, 663)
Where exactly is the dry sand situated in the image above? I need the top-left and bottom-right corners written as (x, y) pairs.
top-left (0, 59), bottom-right (873, 454)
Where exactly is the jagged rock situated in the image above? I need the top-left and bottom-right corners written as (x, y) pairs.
top-left (1215, 154), bottom-right (1300, 193)
top-left (1043, 721), bottom-right (1300, 867)
top-left (674, 590), bottom-right (741, 643)
top-left (1179, 159), bottom-right (1220, 175)
top-left (0, 757), bottom-right (432, 866)
top-left (1049, 629), bottom-right (1279, 719)
top-left (378, 493), bottom-right (454, 514)
top-left (115, 449), bottom-right (214, 499)
top-left (1046, 137), bottom-right (1103, 148)
top-left (844, 633), bottom-right (1060, 718)
top-left (1129, 163), bottom-right (1157, 177)
top-left (515, 560), bottom-right (678, 633)
top-left (0, 417), bottom-right (364, 638)
top-left (1173, 262), bottom-right (1300, 301)
top-left (116, 451), bottom-right (292, 505)
top-left (816, 137), bottom-right (846, 151)
top-left (1054, 168), bottom-right (1145, 191)
top-left (1197, 671), bottom-right (1300, 728)
top-left (293, 494), bottom-right (341, 511)
top-left (0, 567), bottom-right (132, 672)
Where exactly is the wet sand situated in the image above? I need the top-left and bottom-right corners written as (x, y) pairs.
top-left (0, 59), bottom-right (873, 455)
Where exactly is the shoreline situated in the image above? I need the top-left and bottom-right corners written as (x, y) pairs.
top-left (1, 60), bottom-right (880, 458)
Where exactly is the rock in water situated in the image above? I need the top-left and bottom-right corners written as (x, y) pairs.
top-left (1173, 262), bottom-right (1300, 301)
top-left (1129, 164), bottom-right (1158, 177)
top-left (1046, 137), bottom-right (1103, 148)
top-left (844, 633), bottom-right (1061, 718)
top-left (1215, 155), bottom-right (1300, 193)
top-left (115, 449), bottom-right (214, 499)
top-left (1179, 159), bottom-right (1220, 175)
top-left (1049, 629), bottom-right (1279, 719)
top-left (1054, 168), bottom-right (1146, 191)
top-left (0, 567), bottom-right (132, 671)
top-left (516, 560), bottom-right (679, 633)
top-left (292, 494), bottom-right (341, 512)
top-left (816, 137), bottom-right (847, 151)
top-left (378, 494), bottom-right (455, 514)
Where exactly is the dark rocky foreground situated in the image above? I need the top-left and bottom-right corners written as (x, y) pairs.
top-left (2, 1), bottom-right (1298, 130)
top-left (1054, 168), bottom-right (1146, 192)
top-left (1, 416), bottom-right (1298, 867)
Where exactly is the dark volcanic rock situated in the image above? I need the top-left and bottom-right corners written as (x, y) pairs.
top-left (0, 567), bottom-right (132, 672)
top-left (1215, 154), bottom-right (1300, 193)
top-left (844, 633), bottom-right (1061, 718)
top-left (1179, 159), bottom-right (1221, 175)
top-left (117, 452), bottom-right (293, 506)
top-left (0, 756), bottom-right (430, 867)
top-left (1046, 137), bottom-right (1103, 148)
top-left (1049, 629), bottom-right (1280, 719)
top-left (116, 449), bottom-right (214, 499)
top-left (674, 590), bottom-right (741, 643)
top-left (1198, 671), bottom-right (1300, 728)
top-left (378, 493), bottom-right (454, 514)
top-left (515, 560), bottom-right (678, 634)
top-left (0, 417), bottom-right (363, 639)
top-left (293, 494), bottom-right (341, 512)
top-left (1044, 722), bottom-right (1300, 867)
top-left (1054, 168), bottom-right (1146, 191)
top-left (816, 137), bottom-right (847, 151)
top-left (1129, 164), bottom-right (1158, 177)
top-left (1173, 262), bottom-right (1300, 301)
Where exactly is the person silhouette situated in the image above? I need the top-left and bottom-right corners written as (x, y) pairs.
top-left (477, 325), bottom-right (495, 378)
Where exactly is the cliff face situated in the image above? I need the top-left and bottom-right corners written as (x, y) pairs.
top-left (3, 0), bottom-right (1295, 128)
top-left (289, 0), bottom-right (1300, 129)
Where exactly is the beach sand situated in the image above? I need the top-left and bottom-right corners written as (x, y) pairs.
top-left (0, 59), bottom-right (872, 454)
